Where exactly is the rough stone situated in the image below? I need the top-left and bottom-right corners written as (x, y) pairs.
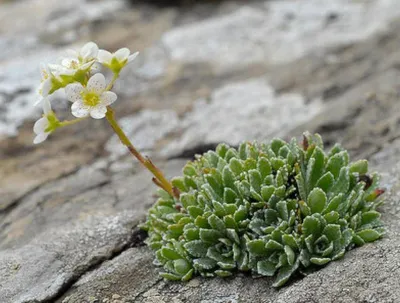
top-left (162, 0), bottom-right (400, 71)
top-left (55, 156), bottom-right (400, 303)
top-left (2, 0), bottom-right (400, 302)
top-left (163, 77), bottom-right (322, 157)
top-left (0, 158), bottom-right (187, 303)
top-left (105, 109), bottom-right (179, 160)
top-left (0, 211), bottom-right (143, 303)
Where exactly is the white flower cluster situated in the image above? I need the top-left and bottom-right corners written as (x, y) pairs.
top-left (34, 42), bottom-right (138, 144)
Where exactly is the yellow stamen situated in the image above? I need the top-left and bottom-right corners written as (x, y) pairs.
top-left (83, 92), bottom-right (100, 107)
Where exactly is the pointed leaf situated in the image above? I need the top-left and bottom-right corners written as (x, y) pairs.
top-left (183, 163), bottom-right (197, 176)
top-left (193, 258), bottom-right (217, 270)
top-left (249, 169), bottom-right (262, 192)
top-left (223, 167), bottom-right (236, 189)
top-left (258, 157), bottom-right (272, 179)
top-left (361, 211), bottom-right (381, 225)
top-left (330, 167), bottom-right (350, 196)
top-left (212, 200), bottom-right (226, 217)
top-left (208, 214), bottom-right (226, 232)
top-left (323, 194), bottom-right (343, 213)
top-left (282, 234), bottom-right (298, 250)
top-left (215, 270), bottom-right (233, 277)
top-left (226, 228), bottom-right (240, 244)
top-left (316, 172), bottom-right (335, 193)
top-left (171, 177), bottom-right (188, 192)
top-left (223, 187), bottom-right (238, 204)
top-left (284, 245), bottom-right (295, 266)
top-left (308, 188), bottom-right (327, 214)
top-left (307, 147), bottom-right (325, 190)
top-left (173, 259), bottom-right (191, 275)
top-left (324, 211), bottom-right (340, 224)
top-left (266, 239), bottom-right (284, 250)
top-left (302, 216), bottom-right (320, 237)
top-left (184, 240), bottom-right (208, 258)
top-left (323, 224), bottom-right (341, 241)
top-left (195, 216), bottom-right (210, 228)
top-left (356, 229), bottom-right (381, 243)
top-left (310, 257), bottom-right (331, 265)
top-left (349, 160), bottom-right (368, 175)
top-left (261, 186), bottom-right (275, 201)
top-left (161, 247), bottom-right (183, 260)
top-left (247, 239), bottom-right (267, 256)
top-left (271, 138), bottom-right (286, 155)
top-left (188, 206), bottom-right (203, 218)
top-left (257, 260), bottom-right (276, 276)
top-left (327, 152), bottom-right (347, 178)
top-left (234, 205), bottom-right (248, 222)
top-left (295, 173), bottom-right (307, 201)
top-left (276, 200), bottom-right (289, 221)
top-left (272, 261), bottom-right (299, 287)
top-left (199, 229), bottom-right (221, 244)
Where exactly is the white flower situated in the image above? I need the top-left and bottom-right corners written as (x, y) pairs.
top-left (97, 48), bottom-right (139, 73)
top-left (37, 64), bottom-right (52, 98)
top-left (49, 42), bottom-right (99, 75)
top-left (33, 99), bottom-right (54, 144)
top-left (65, 73), bottom-right (117, 119)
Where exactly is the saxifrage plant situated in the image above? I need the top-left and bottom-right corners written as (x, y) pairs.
top-left (32, 42), bottom-right (385, 288)
top-left (143, 132), bottom-right (385, 287)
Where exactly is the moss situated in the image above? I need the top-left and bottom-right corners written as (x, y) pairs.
top-left (143, 133), bottom-right (385, 287)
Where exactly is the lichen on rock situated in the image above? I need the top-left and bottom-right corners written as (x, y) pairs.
top-left (143, 132), bottom-right (385, 287)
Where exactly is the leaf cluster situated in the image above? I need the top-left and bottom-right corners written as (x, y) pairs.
top-left (143, 133), bottom-right (385, 287)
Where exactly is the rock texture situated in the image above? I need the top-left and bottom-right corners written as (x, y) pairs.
top-left (1, 0), bottom-right (400, 302)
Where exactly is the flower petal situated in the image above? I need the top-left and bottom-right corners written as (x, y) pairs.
top-left (89, 106), bottom-right (107, 119)
top-left (34, 97), bottom-right (43, 107)
top-left (100, 91), bottom-right (117, 106)
top-left (128, 51), bottom-right (139, 63)
top-left (90, 62), bottom-right (102, 73)
top-left (80, 42), bottom-right (98, 60)
top-left (97, 50), bottom-right (113, 64)
top-left (80, 61), bottom-right (95, 71)
top-left (65, 49), bottom-right (79, 58)
top-left (71, 101), bottom-right (90, 118)
top-left (115, 48), bottom-right (130, 62)
top-left (33, 132), bottom-right (49, 144)
top-left (42, 98), bottom-right (52, 114)
top-left (65, 83), bottom-right (84, 103)
top-left (87, 73), bottom-right (106, 93)
top-left (33, 117), bottom-right (49, 134)
top-left (48, 63), bottom-right (63, 72)
top-left (61, 58), bottom-right (75, 68)
top-left (41, 79), bottom-right (52, 97)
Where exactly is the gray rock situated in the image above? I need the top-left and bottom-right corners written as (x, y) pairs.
top-left (0, 211), bottom-right (143, 303)
top-left (0, 157), bottom-right (187, 303)
top-left (162, 0), bottom-right (400, 71)
top-left (163, 77), bottom-right (322, 157)
top-left (116, 45), bottom-right (169, 97)
top-left (55, 155), bottom-right (400, 303)
top-left (106, 109), bottom-right (179, 160)
top-left (2, 0), bottom-right (400, 302)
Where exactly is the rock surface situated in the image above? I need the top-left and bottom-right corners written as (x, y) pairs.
top-left (1, 0), bottom-right (400, 302)
top-left (51, 159), bottom-right (400, 303)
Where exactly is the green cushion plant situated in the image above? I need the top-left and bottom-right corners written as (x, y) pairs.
top-left (143, 132), bottom-right (385, 287)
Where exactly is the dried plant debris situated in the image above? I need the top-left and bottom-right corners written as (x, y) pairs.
top-left (143, 132), bottom-right (385, 287)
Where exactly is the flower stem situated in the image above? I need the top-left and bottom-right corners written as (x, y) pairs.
top-left (105, 106), bottom-right (177, 198)
top-left (106, 72), bottom-right (119, 91)
top-left (59, 117), bottom-right (87, 127)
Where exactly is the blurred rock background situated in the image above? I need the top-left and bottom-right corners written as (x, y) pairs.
top-left (1, 0), bottom-right (400, 302)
